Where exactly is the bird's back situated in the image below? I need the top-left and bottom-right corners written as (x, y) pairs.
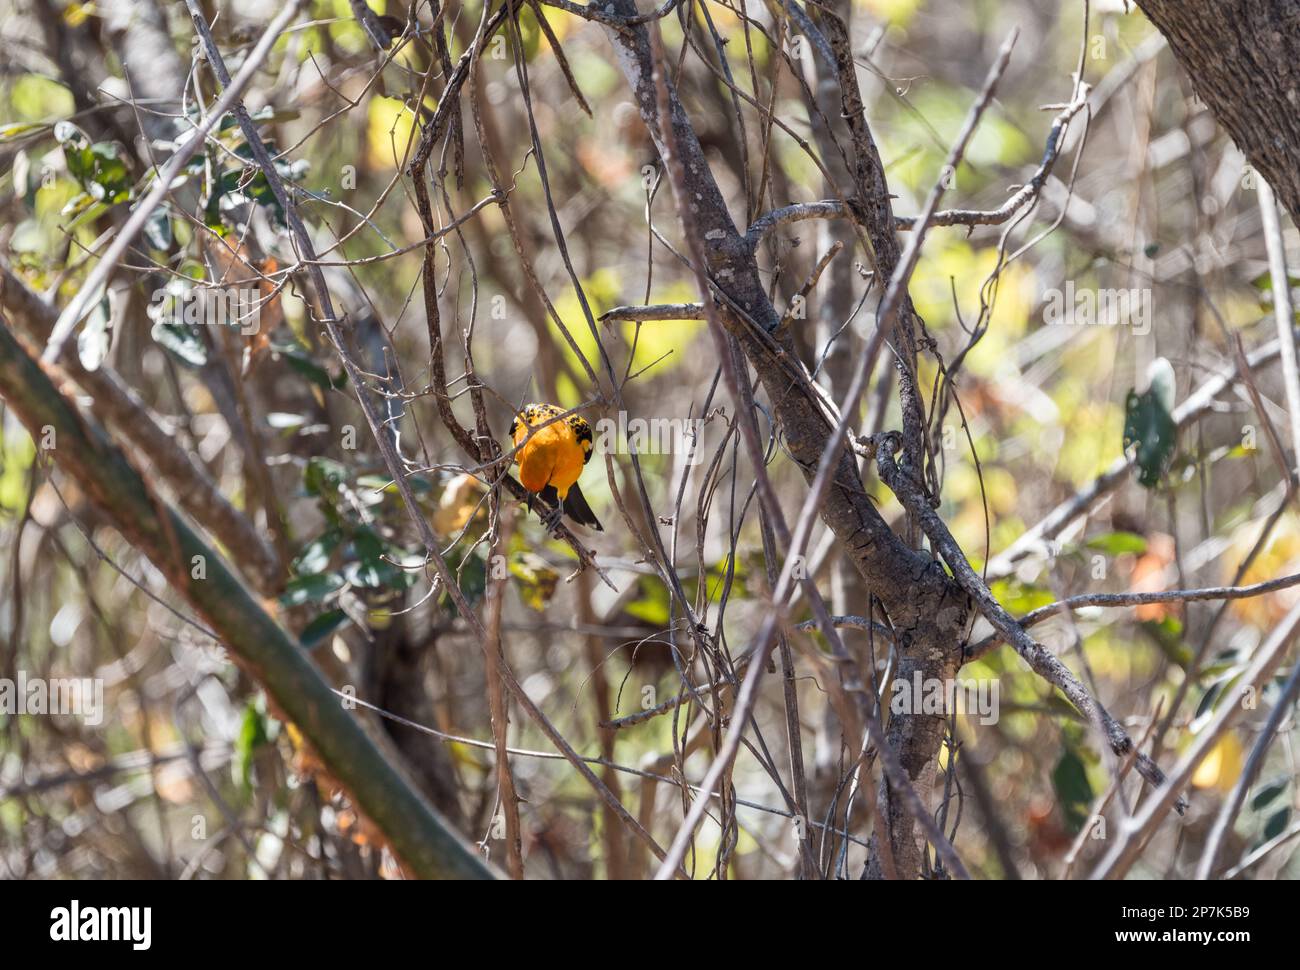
top-left (511, 404), bottom-right (592, 496)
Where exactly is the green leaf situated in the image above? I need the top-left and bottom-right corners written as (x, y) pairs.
top-left (8, 219), bottom-right (46, 254)
top-left (300, 609), bottom-right (349, 650)
top-left (10, 75), bottom-right (74, 121)
top-left (684, 557), bottom-right (750, 603)
top-left (1250, 271), bottom-right (1300, 293)
top-left (149, 321), bottom-right (207, 367)
top-left (76, 293), bottom-right (112, 372)
top-left (989, 578), bottom-right (1055, 615)
top-left (143, 207), bottom-right (172, 250)
top-left (56, 125), bottom-right (133, 205)
top-left (1262, 807), bottom-right (1290, 843)
top-left (202, 151), bottom-right (230, 235)
top-left (1085, 531), bottom-right (1147, 557)
top-left (271, 341), bottom-right (346, 391)
top-left (292, 530), bottom-right (340, 576)
top-left (356, 473), bottom-right (430, 495)
top-left (203, 187), bottom-right (227, 234)
top-left (225, 151), bottom-right (285, 226)
top-left (1251, 778), bottom-right (1288, 812)
top-left (278, 572), bottom-right (345, 608)
top-left (1195, 679), bottom-right (1225, 718)
top-left (352, 527), bottom-right (385, 562)
top-left (0, 121), bottom-right (45, 142)
top-left (446, 550), bottom-right (487, 607)
top-left (60, 192), bottom-right (104, 225)
top-left (343, 559), bottom-right (384, 589)
top-left (342, 528), bottom-right (416, 590)
top-left (233, 701), bottom-right (269, 791)
top-left (84, 143), bottom-right (131, 202)
top-left (1052, 744), bottom-right (1094, 834)
top-left (1142, 617), bottom-right (1193, 669)
top-left (625, 577), bottom-right (671, 627)
top-left (304, 457), bottom-right (348, 497)
top-left (53, 120), bottom-right (85, 146)
top-left (1123, 386), bottom-right (1177, 489)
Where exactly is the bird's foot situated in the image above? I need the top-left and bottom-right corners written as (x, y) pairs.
top-left (540, 503), bottom-right (564, 535)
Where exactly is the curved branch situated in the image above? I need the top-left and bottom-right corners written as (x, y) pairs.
top-left (867, 431), bottom-right (1187, 813)
top-left (744, 86), bottom-right (1089, 247)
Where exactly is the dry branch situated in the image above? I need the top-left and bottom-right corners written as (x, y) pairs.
top-left (0, 314), bottom-right (493, 880)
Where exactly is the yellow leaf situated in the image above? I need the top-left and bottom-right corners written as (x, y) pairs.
top-left (366, 96), bottom-right (417, 171)
top-left (433, 473), bottom-right (488, 537)
top-left (543, 8), bottom-right (581, 42)
top-left (857, 0), bottom-right (923, 28)
top-left (64, 2), bottom-right (94, 28)
top-left (1225, 512), bottom-right (1300, 628)
top-left (1191, 732), bottom-right (1244, 793)
top-left (510, 553), bottom-right (559, 611)
top-left (551, 268), bottom-right (622, 387)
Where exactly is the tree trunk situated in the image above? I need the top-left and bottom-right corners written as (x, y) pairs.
top-left (1137, 1), bottom-right (1300, 223)
top-left (599, 2), bottom-right (970, 880)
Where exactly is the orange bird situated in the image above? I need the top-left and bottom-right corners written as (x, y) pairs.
top-left (508, 403), bottom-right (603, 531)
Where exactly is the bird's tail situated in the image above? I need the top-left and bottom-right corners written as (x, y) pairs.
top-left (541, 483), bottom-right (603, 531)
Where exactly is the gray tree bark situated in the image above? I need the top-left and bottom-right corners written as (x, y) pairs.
top-left (599, 0), bottom-right (970, 881)
top-left (1137, 1), bottom-right (1300, 223)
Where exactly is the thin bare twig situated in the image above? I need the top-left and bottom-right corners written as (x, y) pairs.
top-left (184, 0), bottom-right (673, 874)
top-left (966, 572), bottom-right (1300, 661)
top-left (1091, 601), bottom-right (1300, 880)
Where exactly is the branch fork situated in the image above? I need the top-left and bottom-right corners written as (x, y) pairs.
top-left (867, 431), bottom-right (1187, 814)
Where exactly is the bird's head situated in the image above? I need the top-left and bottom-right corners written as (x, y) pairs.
top-left (508, 404), bottom-right (535, 441)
